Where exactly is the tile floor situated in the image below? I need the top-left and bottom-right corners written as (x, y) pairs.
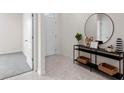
top-left (7, 55), bottom-right (108, 80)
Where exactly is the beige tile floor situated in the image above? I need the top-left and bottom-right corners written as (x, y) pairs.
top-left (7, 55), bottom-right (108, 80)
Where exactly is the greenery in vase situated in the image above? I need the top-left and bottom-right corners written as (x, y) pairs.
top-left (75, 33), bottom-right (82, 43)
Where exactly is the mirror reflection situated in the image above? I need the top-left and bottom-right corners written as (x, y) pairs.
top-left (84, 13), bottom-right (114, 43)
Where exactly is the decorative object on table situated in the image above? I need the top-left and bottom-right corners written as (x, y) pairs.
top-left (89, 36), bottom-right (93, 41)
top-left (116, 38), bottom-right (123, 53)
top-left (84, 36), bottom-right (89, 46)
top-left (84, 36), bottom-right (94, 47)
top-left (98, 63), bottom-right (118, 76)
top-left (105, 45), bottom-right (116, 52)
top-left (90, 41), bottom-right (98, 49)
top-left (75, 33), bottom-right (82, 44)
top-left (77, 56), bottom-right (90, 64)
top-left (95, 40), bottom-right (103, 48)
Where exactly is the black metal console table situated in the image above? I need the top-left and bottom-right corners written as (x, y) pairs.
top-left (73, 45), bottom-right (124, 80)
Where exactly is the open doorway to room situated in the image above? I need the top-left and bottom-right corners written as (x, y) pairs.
top-left (0, 13), bottom-right (34, 79)
top-left (44, 13), bottom-right (63, 77)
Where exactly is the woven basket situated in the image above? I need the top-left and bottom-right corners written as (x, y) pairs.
top-left (98, 63), bottom-right (118, 76)
top-left (77, 56), bottom-right (90, 64)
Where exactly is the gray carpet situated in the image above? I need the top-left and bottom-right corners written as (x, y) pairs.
top-left (0, 52), bottom-right (32, 79)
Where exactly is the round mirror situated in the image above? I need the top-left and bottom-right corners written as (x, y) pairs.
top-left (84, 13), bottom-right (114, 43)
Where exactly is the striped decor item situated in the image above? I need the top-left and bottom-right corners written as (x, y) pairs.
top-left (116, 38), bottom-right (123, 53)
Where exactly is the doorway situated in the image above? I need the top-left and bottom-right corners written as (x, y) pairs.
top-left (0, 13), bottom-right (34, 79)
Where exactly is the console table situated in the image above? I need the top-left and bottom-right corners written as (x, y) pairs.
top-left (73, 45), bottom-right (124, 80)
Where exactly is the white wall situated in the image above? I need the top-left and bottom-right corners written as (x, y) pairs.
top-left (0, 14), bottom-right (22, 54)
top-left (60, 13), bottom-right (91, 58)
top-left (60, 13), bottom-right (124, 72)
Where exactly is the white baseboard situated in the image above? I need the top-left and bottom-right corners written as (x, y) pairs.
top-left (0, 50), bottom-right (22, 55)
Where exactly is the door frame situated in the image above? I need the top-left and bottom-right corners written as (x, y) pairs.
top-left (33, 13), bottom-right (46, 75)
top-left (32, 13), bottom-right (38, 72)
top-left (37, 14), bottom-right (46, 75)
top-left (32, 13), bottom-right (34, 71)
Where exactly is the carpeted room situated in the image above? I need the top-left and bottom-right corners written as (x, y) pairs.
top-left (0, 13), bottom-right (33, 79)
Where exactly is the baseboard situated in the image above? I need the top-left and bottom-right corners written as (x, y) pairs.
top-left (0, 50), bottom-right (22, 55)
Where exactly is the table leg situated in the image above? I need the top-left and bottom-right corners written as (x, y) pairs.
top-left (95, 54), bottom-right (97, 65)
top-left (73, 45), bottom-right (75, 64)
top-left (123, 52), bottom-right (124, 80)
top-left (90, 53), bottom-right (92, 72)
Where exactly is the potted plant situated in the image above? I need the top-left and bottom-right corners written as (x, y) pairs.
top-left (75, 33), bottom-right (82, 44)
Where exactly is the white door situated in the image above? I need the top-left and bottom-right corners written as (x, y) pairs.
top-left (45, 14), bottom-right (57, 56)
top-left (23, 13), bottom-right (33, 69)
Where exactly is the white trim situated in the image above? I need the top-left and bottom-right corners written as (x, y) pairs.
top-left (0, 50), bottom-right (22, 55)
top-left (37, 14), bottom-right (46, 75)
